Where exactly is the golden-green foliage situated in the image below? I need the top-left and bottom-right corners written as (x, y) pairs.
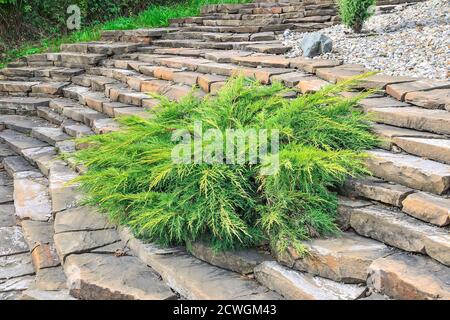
top-left (73, 76), bottom-right (378, 254)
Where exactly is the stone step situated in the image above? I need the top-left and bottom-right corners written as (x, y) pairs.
top-left (342, 177), bottom-right (414, 207)
top-left (254, 261), bottom-right (366, 300)
top-left (36, 107), bottom-right (66, 126)
top-left (366, 149), bottom-right (450, 195)
top-left (3, 156), bottom-right (38, 175)
top-left (392, 136), bottom-right (450, 165)
top-left (50, 53), bottom-right (107, 67)
top-left (0, 81), bottom-right (40, 94)
top-left (371, 123), bottom-right (443, 150)
top-left (277, 232), bottom-right (393, 284)
top-left (0, 129), bottom-right (49, 154)
top-left (0, 97), bottom-right (49, 115)
top-left (0, 115), bottom-right (56, 134)
top-left (31, 127), bottom-right (71, 146)
top-left (100, 28), bottom-right (179, 43)
top-left (119, 227), bottom-right (282, 300)
top-left (13, 170), bottom-right (52, 222)
top-left (346, 204), bottom-right (449, 266)
top-left (371, 106), bottom-right (450, 136)
top-left (386, 79), bottom-right (450, 101)
top-left (60, 42), bottom-right (140, 56)
top-left (401, 192), bottom-right (450, 226)
top-left (188, 241), bottom-right (272, 275)
top-left (367, 252), bottom-right (450, 300)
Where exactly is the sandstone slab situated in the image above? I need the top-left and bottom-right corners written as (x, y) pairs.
top-left (14, 171), bottom-right (52, 221)
top-left (189, 241), bottom-right (271, 275)
top-left (367, 253), bottom-right (450, 300)
top-left (366, 149), bottom-right (450, 195)
top-left (0, 226), bottom-right (29, 257)
top-left (54, 206), bottom-right (112, 233)
top-left (402, 192), bottom-right (450, 226)
top-left (64, 253), bottom-right (176, 300)
top-left (254, 261), bottom-right (366, 300)
top-left (283, 232), bottom-right (393, 284)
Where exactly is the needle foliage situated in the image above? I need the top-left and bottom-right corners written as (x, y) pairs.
top-left (73, 76), bottom-right (378, 255)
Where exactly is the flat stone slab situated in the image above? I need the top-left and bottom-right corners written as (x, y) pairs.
top-left (31, 127), bottom-right (71, 146)
top-left (348, 205), bottom-right (450, 266)
top-left (49, 162), bottom-right (83, 213)
top-left (0, 253), bottom-right (34, 280)
top-left (371, 123), bottom-right (441, 150)
top-left (402, 192), bottom-right (450, 226)
top-left (367, 252), bottom-right (450, 300)
top-left (0, 204), bottom-right (15, 228)
top-left (392, 137), bottom-right (450, 165)
top-left (0, 184), bottom-right (14, 204)
top-left (404, 89), bottom-right (450, 109)
top-left (0, 97), bottom-right (49, 110)
top-left (371, 106), bottom-right (450, 136)
top-left (189, 241), bottom-right (272, 275)
top-left (14, 171), bottom-right (52, 221)
top-left (21, 289), bottom-right (75, 300)
top-left (35, 266), bottom-right (67, 291)
top-left (0, 226), bottom-right (29, 257)
top-left (0, 275), bottom-right (34, 293)
top-left (0, 115), bottom-right (56, 134)
top-left (0, 130), bottom-right (49, 154)
top-left (4, 156), bottom-right (37, 176)
top-left (64, 253), bottom-right (176, 300)
top-left (337, 197), bottom-right (373, 230)
top-left (280, 232), bottom-right (393, 284)
top-left (121, 227), bottom-right (281, 300)
top-left (54, 229), bottom-right (121, 261)
top-left (54, 206), bottom-right (113, 233)
top-left (343, 177), bottom-right (414, 207)
top-left (358, 96), bottom-right (410, 112)
top-left (254, 261), bottom-right (366, 300)
top-left (366, 149), bottom-right (450, 195)
top-left (386, 79), bottom-right (450, 101)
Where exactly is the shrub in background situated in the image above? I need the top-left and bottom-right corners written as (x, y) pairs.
top-left (73, 76), bottom-right (378, 256)
top-left (337, 0), bottom-right (376, 33)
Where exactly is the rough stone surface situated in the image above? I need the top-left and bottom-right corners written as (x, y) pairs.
top-left (64, 253), bottom-right (176, 300)
top-left (348, 205), bottom-right (450, 266)
top-left (283, 233), bottom-right (393, 284)
top-left (343, 177), bottom-right (414, 207)
top-left (0, 203), bottom-right (15, 228)
top-left (254, 261), bottom-right (366, 300)
top-left (54, 229), bottom-right (121, 261)
top-left (402, 192), bottom-right (450, 226)
top-left (300, 32), bottom-right (332, 58)
top-left (189, 241), bottom-right (271, 275)
top-left (0, 253), bottom-right (34, 280)
top-left (0, 226), bottom-right (30, 257)
top-left (35, 266), bottom-right (67, 291)
top-left (367, 252), bottom-right (450, 300)
top-left (366, 149), bottom-right (450, 195)
top-left (122, 227), bottom-right (281, 300)
top-left (54, 206), bottom-right (112, 233)
top-left (14, 171), bottom-right (52, 221)
top-left (49, 162), bottom-right (83, 213)
top-left (392, 137), bottom-right (450, 165)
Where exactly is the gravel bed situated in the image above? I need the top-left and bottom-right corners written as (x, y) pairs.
top-left (281, 0), bottom-right (449, 79)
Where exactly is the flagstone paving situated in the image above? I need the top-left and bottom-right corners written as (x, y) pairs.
top-left (0, 0), bottom-right (448, 300)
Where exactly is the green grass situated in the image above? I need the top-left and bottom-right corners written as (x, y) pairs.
top-left (0, 0), bottom-right (250, 68)
top-left (72, 75), bottom-right (379, 256)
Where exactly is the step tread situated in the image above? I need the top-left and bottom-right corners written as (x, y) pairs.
top-left (366, 149), bottom-right (450, 194)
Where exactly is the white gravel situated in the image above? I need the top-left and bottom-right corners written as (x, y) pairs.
top-left (281, 0), bottom-right (450, 79)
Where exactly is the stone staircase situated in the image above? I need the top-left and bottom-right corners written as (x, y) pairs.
top-left (0, 0), bottom-right (448, 300)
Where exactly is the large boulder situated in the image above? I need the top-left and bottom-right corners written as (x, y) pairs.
top-left (300, 33), bottom-right (333, 58)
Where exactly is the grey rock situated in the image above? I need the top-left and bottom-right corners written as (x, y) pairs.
top-left (0, 226), bottom-right (29, 257)
top-left (64, 253), bottom-right (176, 300)
top-left (255, 261), bottom-right (366, 300)
top-left (54, 206), bottom-right (113, 233)
top-left (300, 33), bottom-right (332, 58)
top-left (0, 253), bottom-right (34, 280)
top-left (54, 229), bottom-right (121, 260)
top-left (367, 252), bottom-right (450, 300)
top-left (20, 289), bottom-right (76, 300)
top-left (0, 204), bottom-right (15, 227)
top-left (35, 266), bottom-right (67, 291)
top-left (189, 241), bottom-right (272, 275)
